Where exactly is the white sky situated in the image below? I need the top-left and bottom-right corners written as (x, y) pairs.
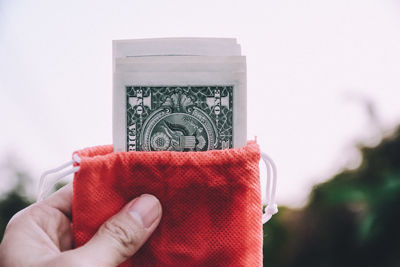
top-left (1, 0), bottom-right (400, 207)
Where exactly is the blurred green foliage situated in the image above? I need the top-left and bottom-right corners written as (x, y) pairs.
top-left (0, 168), bottom-right (32, 241)
top-left (1, 127), bottom-right (400, 266)
top-left (264, 126), bottom-right (400, 266)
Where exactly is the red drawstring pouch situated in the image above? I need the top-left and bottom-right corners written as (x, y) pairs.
top-left (39, 141), bottom-right (278, 266)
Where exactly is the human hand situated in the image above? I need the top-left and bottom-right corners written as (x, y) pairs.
top-left (0, 184), bottom-right (162, 267)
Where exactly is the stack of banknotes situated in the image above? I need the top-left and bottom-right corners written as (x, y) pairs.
top-left (113, 38), bottom-right (247, 152)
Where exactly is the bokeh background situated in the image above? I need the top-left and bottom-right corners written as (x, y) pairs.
top-left (1, 0), bottom-right (400, 266)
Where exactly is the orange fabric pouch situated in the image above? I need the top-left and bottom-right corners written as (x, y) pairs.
top-left (72, 141), bottom-right (265, 266)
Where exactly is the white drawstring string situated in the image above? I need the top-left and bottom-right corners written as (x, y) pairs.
top-left (261, 151), bottom-right (278, 224)
top-left (37, 154), bottom-right (81, 201)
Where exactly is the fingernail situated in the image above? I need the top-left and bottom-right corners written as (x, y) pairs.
top-left (128, 194), bottom-right (160, 228)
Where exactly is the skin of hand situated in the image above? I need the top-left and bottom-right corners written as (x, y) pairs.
top-left (0, 184), bottom-right (162, 267)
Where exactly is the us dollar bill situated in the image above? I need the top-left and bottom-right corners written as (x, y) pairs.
top-left (113, 38), bottom-right (247, 152)
top-left (126, 86), bottom-right (233, 151)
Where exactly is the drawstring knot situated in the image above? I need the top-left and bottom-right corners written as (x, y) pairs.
top-left (262, 203), bottom-right (278, 224)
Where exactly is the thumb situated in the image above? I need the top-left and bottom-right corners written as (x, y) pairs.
top-left (71, 194), bottom-right (162, 266)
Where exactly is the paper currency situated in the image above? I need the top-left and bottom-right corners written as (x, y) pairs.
top-left (113, 38), bottom-right (247, 152)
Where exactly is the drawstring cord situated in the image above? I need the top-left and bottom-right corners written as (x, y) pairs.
top-left (37, 149), bottom-right (278, 224)
top-left (37, 154), bottom-right (81, 201)
top-left (261, 151), bottom-right (278, 224)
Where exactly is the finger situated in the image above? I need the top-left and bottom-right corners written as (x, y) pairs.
top-left (70, 194), bottom-right (162, 266)
top-left (41, 183), bottom-right (73, 217)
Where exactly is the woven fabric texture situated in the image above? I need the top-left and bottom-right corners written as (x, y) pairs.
top-left (72, 141), bottom-right (262, 267)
